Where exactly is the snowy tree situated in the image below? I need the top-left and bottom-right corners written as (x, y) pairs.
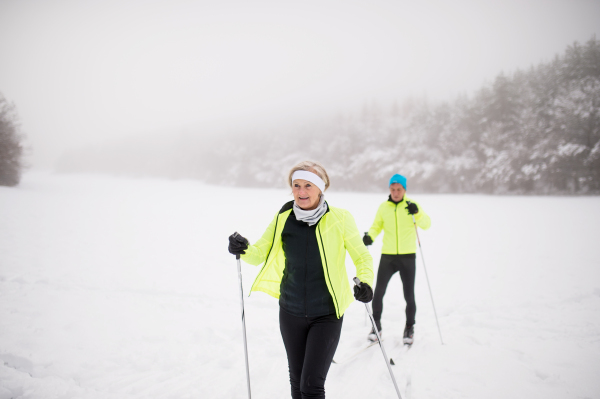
top-left (0, 93), bottom-right (24, 187)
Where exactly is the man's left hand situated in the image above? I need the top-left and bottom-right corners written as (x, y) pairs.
top-left (406, 201), bottom-right (418, 215)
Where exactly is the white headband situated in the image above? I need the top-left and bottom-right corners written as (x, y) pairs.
top-left (291, 170), bottom-right (326, 193)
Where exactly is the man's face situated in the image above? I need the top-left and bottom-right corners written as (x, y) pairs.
top-left (389, 183), bottom-right (406, 202)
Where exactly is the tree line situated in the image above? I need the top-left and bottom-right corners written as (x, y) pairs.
top-left (0, 93), bottom-right (23, 187)
top-left (58, 37), bottom-right (600, 194)
top-left (205, 37), bottom-right (600, 194)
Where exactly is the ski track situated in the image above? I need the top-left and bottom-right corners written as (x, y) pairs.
top-left (1, 172), bottom-right (600, 398)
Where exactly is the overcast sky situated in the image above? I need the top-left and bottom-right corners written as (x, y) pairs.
top-left (1, 0), bottom-right (599, 168)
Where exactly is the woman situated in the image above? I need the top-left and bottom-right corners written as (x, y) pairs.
top-left (228, 160), bottom-right (374, 399)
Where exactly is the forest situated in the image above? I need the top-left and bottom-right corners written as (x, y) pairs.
top-left (0, 93), bottom-right (23, 186)
top-left (57, 37), bottom-right (600, 194)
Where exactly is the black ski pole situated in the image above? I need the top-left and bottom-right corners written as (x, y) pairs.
top-left (354, 277), bottom-right (403, 399)
top-left (233, 233), bottom-right (252, 399)
top-left (411, 216), bottom-right (444, 345)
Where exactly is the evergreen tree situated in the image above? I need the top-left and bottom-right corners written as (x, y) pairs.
top-left (0, 93), bottom-right (24, 187)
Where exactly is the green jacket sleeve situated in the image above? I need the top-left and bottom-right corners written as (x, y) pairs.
top-left (343, 211), bottom-right (374, 287)
top-left (367, 204), bottom-right (384, 240)
top-left (240, 213), bottom-right (278, 266)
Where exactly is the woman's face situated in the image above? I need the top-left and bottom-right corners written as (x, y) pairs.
top-left (292, 179), bottom-right (322, 210)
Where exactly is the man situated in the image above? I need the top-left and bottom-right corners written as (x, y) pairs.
top-left (363, 174), bottom-right (431, 345)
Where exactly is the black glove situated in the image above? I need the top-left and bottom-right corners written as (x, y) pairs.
top-left (228, 232), bottom-right (249, 256)
top-left (353, 282), bottom-right (373, 303)
top-left (405, 201), bottom-right (418, 215)
top-left (362, 233), bottom-right (373, 246)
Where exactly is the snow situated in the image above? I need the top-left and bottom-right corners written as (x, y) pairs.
top-left (1, 172), bottom-right (599, 399)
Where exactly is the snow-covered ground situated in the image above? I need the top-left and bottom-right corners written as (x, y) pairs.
top-left (1, 172), bottom-right (599, 399)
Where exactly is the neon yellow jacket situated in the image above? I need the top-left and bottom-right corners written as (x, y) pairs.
top-left (241, 201), bottom-right (373, 319)
top-left (368, 196), bottom-right (431, 255)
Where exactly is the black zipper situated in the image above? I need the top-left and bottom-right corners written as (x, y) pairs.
top-left (317, 222), bottom-right (339, 317)
top-left (304, 225), bottom-right (309, 317)
top-left (395, 203), bottom-right (399, 254)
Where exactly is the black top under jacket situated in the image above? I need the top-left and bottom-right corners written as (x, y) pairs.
top-left (279, 211), bottom-right (336, 317)
top-left (388, 194), bottom-right (403, 204)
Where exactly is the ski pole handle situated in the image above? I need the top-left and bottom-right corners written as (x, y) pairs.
top-left (232, 232), bottom-right (242, 260)
top-left (353, 277), bottom-right (362, 286)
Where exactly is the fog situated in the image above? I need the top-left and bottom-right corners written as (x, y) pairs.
top-left (0, 0), bottom-right (599, 170)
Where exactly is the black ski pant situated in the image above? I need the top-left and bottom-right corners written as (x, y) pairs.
top-left (372, 254), bottom-right (416, 331)
top-left (279, 308), bottom-right (343, 399)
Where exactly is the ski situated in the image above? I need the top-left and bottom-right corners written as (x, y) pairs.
top-left (332, 339), bottom-right (383, 364)
top-left (389, 342), bottom-right (412, 365)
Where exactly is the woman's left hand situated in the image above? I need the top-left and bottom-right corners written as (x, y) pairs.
top-left (353, 282), bottom-right (373, 303)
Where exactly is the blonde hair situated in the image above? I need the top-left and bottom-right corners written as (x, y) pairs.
top-left (288, 160), bottom-right (330, 191)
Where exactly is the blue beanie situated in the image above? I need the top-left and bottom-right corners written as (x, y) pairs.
top-left (389, 174), bottom-right (407, 189)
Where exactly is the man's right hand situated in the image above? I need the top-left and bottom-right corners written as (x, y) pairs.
top-left (362, 233), bottom-right (373, 246)
top-left (228, 232), bottom-right (249, 255)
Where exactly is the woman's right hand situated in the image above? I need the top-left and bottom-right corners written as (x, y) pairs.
top-left (228, 232), bottom-right (249, 255)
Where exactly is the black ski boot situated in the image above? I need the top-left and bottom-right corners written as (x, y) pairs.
top-left (403, 324), bottom-right (414, 345)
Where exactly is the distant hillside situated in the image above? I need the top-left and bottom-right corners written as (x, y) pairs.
top-left (57, 37), bottom-right (600, 194)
